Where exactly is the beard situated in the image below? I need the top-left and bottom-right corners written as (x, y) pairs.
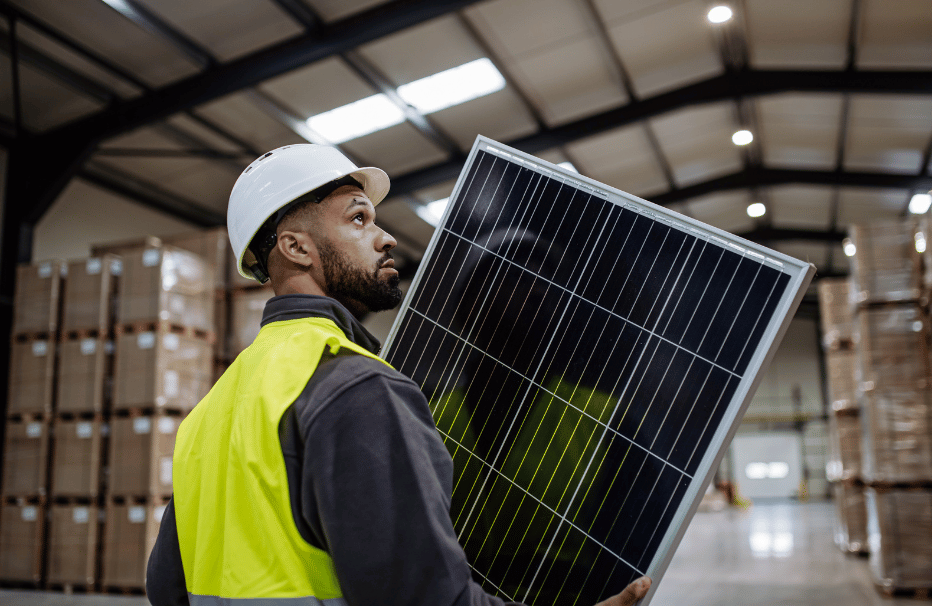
top-left (318, 240), bottom-right (403, 313)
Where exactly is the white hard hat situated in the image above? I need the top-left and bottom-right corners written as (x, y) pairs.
top-left (227, 144), bottom-right (390, 282)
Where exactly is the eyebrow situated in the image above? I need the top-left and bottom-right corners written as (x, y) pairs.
top-left (345, 197), bottom-right (375, 218)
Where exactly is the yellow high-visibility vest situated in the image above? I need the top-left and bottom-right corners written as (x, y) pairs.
top-left (173, 317), bottom-right (389, 606)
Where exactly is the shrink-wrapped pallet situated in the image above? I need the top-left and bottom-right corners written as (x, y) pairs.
top-left (56, 338), bottom-right (109, 415)
top-left (827, 411), bottom-right (861, 481)
top-left (0, 503), bottom-right (45, 583)
top-left (117, 245), bottom-right (214, 333)
top-left (826, 349), bottom-right (858, 411)
top-left (833, 482), bottom-right (867, 554)
top-left (50, 418), bottom-right (106, 498)
top-left (861, 390), bottom-right (932, 483)
top-left (7, 338), bottom-right (56, 416)
top-left (112, 330), bottom-right (212, 412)
top-left (855, 305), bottom-right (930, 393)
top-left (818, 278), bottom-right (854, 348)
top-left (1, 420), bottom-right (50, 497)
top-left (13, 261), bottom-right (65, 335)
top-left (228, 287), bottom-right (274, 356)
top-left (101, 501), bottom-right (166, 589)
top-left (849, 221), bottom-right (923, 305)
top-left (866, 487), bottom-right (932, 591)
top-left (46, 504), bottom-right (100, 586)
top-left (107, 415), bottom-right (180, 498)
top-left (61, 256), bottom-right (121, 334)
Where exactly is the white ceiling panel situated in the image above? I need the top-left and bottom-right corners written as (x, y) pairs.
top-left (17, 22), bottom-right (143, 99)
top-left (0, 60), bottom-right (104, 131)
top-left (131, 0), bottom-right (303, 62)
top-left (8, 0), bottom-right (200, 87)
top-left (837, 188), bottom-right (910, 226)
top-left (259, 57), bottom-right (375, 117)
top-left (745, 0), bottom-right (850, 68)
top-left (593, 0), bottom-right (690, 23)
top-left (858, 0), bottom-right (932, 68)
top-left (845, 96), bottom-right (932, 174)
top-left (467, 0), bottom-right (590, 60)
top-left (605, 0), bottom-right (723, 98)
top-left (688, 190), bottom-right (754, 234)
top-left (768, 185), bottom-right (834, 229)
top-left (429, 89), bottom-right (537, 152)
top-left (195, 92), bottom-right (307, 152)
top-left (651, 102), bottom-right (743, 186)
top-left (151, 160), bottom-right (239, 212)
top-left (359, 15), bottom-right (485, 83)
top-left (165, 114), bottom-right (248, 153)
top-left (307, 0), bottom-right (387, 22)
top-left (510, 37), bottom-right (626, 125)
top-left (758, 93), bottom-right (843, 170)
top-left (771, 242), bottom-right (831, 271)
top-left (340, 123), bottom-right (448, 177)
top-left (566, 125), bottom-right (669, 196)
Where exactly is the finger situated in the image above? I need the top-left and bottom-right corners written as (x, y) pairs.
top-left (608, 576), bottom-right (652, 606)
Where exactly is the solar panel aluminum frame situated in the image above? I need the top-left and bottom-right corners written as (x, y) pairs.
top-left (383, 136), bottom-right (815, 605)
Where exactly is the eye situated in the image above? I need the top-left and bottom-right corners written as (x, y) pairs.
top-left (352, 212), bottom-right (365, 224)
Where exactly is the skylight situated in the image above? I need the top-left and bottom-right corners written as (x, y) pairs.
top-left (306, 59), bottom-right (505, 144)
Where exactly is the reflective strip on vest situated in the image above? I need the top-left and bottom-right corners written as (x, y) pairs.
top-left (189, 594), bottom-right (348, 606)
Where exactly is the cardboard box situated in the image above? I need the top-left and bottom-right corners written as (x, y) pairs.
top-left (856, 305), bottom-right (931, 392)
top-left (0, 503), bottom-right (45, 582)
top-left (229, 287), bottom-right (274, 356)
top-left (7, 338), bottom-right (55, 416)
top-left (93, 229), bottom-right (228, 287)
top-left (2, 420), bottom-right (50, 497)
top-left (833, 482), bottom-right (867, 554)
top-left (117, 245), bottom-right (215, 332)
top-left (56, 338), bottom-right (109, 415)
top-left (51, 418), bottom-right (105, 498)
top-left (827, 412), bottom-right (861, 481)
top-left (46, 504), bottom-right (99, 586)
top-left (61, 256), bottom-right (121, 334)
top-left (861, 390), bottom-right (932, 483)
top-left (101, 501), bottom-right (166, 589)
top-left (818, 278), bottom-right (854, 348)
top-left (866, 487), bottom-right (932, 589)
top-left (112, 330), bottom-right (212, 412)
top-left (850, 220), bottom-right (923, 305)
top-left (108, 415), bottom-right (179, 497)
top-left (13, 261), bottom-right (64, 335)
top-left (826, 349), bottom-right (857, 411)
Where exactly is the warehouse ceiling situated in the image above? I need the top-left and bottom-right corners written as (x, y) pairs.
top-left (0, 0), bottom-right (931, 278)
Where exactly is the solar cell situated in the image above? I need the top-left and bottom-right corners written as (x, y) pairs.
top-left (384, 137), bottom-right (814, 605)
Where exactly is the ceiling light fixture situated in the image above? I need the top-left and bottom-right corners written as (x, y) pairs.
top-left (915, 232), bottom-right (927, 254)
top-left (306, 94), bottom-right (404, 144)
top-left (843, 237), bottom-right (856, 257)
top-left (747, 202), bottom-right (766, 218)
top-left (414, 197), bottom-right (449, 227)
top-left (707, 5), bottom-right (733, 24)
top-left (908, 193), bottom-right (932, 215)
top-left (397, 58), bottom-right (505, 114)
top-left (732, 130), bottom-right (753, 146)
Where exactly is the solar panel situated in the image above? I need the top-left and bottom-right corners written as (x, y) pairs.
top-left (383, 137), bottom-right (814, 605)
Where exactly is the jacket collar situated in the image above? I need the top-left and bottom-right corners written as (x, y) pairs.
top-left (261, 294), bottom-right (381, 354)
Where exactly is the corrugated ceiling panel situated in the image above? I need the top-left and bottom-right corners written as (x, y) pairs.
top-left (429, 89), bottom-right (537, 152)
top-left (771, 242), bottom-right (831, 272)
top-left (758, 94), bottom-right (843, 170)
top-left (340, 122), bottom-right (449, 176)
top-left (131, 0), bottom-right (303, 62)
top-left (195, 92), bottom-right (307, 152)
top-left (651, 103), bottom-right (743, 187)
top-left (687, 190), bottom-right (754, 234)
top-left (306, 0), bottom-right (387, 22)
top-left (845, 96), bottom-right (932, 174)
top-left (0, 60), bottom-right (104, 131)
top-left (858, 0), bottom-right (932, 68)
top-left (259, 57), bottom-right (375, 118)
top-left (745, 0), bottom-right (849, 68)
top-left (837, 188), bottom-right (910, 226)
top-left (768, 185), bottom-right (834, 230)
top-left (566, 125), bottom-right (668, 196)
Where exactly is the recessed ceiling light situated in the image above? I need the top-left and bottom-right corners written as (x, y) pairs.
top-left (908, 193), bottom-right (932, 215)
top-left (306, 94), bottom-right (404, 144)
top-left (557, 161), bottom-right (579, 173)
top-left (397, 58), bottom-right (505, 114)
top-left (842, 237), bottom-right (856, 257)
top-left (915, 232), bottom-right (927, 254)
top-left (414, 197), bottom-right (449, 227)
top-left (707, 5), bottom-right (733, 23)
top-left (732, 130), bottom-right (753, 146)
top-left (747, 202), bottom-right (766, 218)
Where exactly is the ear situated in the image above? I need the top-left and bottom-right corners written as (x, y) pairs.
top-left (276, 229), bottom-right (318, 268)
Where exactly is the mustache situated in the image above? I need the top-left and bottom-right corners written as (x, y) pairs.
top-left (377, 252), bottom-right (394, 267)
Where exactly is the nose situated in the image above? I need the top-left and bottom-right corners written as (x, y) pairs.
top-left (376, 226), bottom-right (397, 252)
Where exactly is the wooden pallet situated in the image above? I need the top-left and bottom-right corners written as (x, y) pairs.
top-left (115, 321), bottom-right (215, 344)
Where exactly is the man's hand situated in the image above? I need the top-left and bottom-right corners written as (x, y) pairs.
top-left (594, 576), bottom-right (651, 606)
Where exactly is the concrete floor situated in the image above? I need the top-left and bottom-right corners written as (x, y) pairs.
top-left (0, 500), bottom-right (919, 605)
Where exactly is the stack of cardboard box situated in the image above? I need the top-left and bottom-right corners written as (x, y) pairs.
top-left (849, 220), bottom-right (932, 594)
top-left (1, 261), bottom-right (65, 585)
top-left (818, 277), bottom-right (867, 554)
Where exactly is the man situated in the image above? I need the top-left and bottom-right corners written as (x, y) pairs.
top-left (146, 144), bottom-right (651, 606)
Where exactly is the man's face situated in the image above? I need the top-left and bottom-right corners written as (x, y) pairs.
top-left (315, 185), bottom-right (403, 314)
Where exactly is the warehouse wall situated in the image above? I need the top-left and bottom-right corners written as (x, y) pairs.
top-left (33, 178), bottom-right (196, 261)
